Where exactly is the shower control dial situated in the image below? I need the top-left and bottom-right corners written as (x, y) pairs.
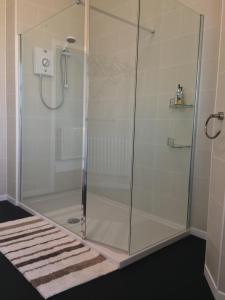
top-left (42, 58), bottom-right (50, 67)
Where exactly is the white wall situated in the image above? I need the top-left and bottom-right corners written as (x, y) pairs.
top-left (6, 0), bottom-right (17, 199)
top-left (0, 0), bottom-right (7, 198)
top-left (205, 0), bottom-right (225, 296)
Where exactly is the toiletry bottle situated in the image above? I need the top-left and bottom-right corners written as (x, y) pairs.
top-left (176, 84), bottom-right (184, 105)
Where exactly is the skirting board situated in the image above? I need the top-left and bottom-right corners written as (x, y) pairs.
top-left (205, 265), bottom-right (225, 300)
top-left (0, 195), bottom-right (7, 201)
top-left (0, 195), bottom-right (17, 204)
top-left (190, 227), bottom-right (207, 240)
top-left (7, 195), bottom-right (17, 205)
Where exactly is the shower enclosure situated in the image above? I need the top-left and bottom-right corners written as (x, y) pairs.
top-left (20, 0), bottom-right (203, 256)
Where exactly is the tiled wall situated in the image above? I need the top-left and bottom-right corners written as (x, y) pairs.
top-left (21, 5), bottom-right (84, 198)
top-left (132, 0), bottom-right (199, 227)
top-left (206, 0), bottom-right (225, 291)
top-left (88, 0), bottom-right (221, 231)
top-left (3, 0), bottom-right (222, 233)
top-left (6, 0), bottom-right (75, 199)
top-left (0, 0), bottom-right (7, 197)
top-left (87, 0), bottom-right (138, 206)
top-left (17, 0), bottom-right (74, 33)
top-left (179, 0), bottom-right (222, 232)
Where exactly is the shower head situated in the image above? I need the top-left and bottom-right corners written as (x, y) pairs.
top-left (62, 36), bottom-right (76, 51)
top-left (66, 36), bottom-right (76, 44)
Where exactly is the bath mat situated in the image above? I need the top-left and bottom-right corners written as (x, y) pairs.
top-left (0, 216), bottom-right (118, 299)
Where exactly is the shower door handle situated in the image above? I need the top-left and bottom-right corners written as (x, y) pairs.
top-left (205, 112), bottom-right (224, 139)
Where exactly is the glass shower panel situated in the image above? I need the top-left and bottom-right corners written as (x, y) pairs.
top-left (85, 0), bottom-right (139, 251)
top-left (21, 4), bottom-right (85, 236)
top-left (130, 0), bottom-right (201, 253)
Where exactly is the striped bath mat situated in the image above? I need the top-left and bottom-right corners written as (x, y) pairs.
top-left (0, 216), bottom-right (117, 299)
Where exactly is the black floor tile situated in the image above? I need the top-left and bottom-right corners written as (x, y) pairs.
top-left (0, 201), bottom-right (214, 300)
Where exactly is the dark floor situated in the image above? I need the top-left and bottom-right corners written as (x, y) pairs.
top-left (0, 201), bottom-right (214, 300)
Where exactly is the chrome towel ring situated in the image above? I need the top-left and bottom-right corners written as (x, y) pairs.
top-left (205, 112), bottom-right (224, 139)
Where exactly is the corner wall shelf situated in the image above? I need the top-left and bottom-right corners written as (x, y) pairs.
top-left (169, 98), bottom-right (194, 109)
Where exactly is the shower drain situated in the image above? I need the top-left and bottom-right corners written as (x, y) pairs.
top-left (67, 218), bottom-right (80, 224)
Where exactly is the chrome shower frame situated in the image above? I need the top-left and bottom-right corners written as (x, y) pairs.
top-left (186, 15), bottom-right (204, 229)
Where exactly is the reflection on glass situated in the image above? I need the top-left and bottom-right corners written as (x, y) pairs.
top-left (85, 0), bottom-right (139, 251)
top-left (20, 0), bottom-right (202, 256)
top-left (21, 4), bottom-right (85, 236)
top-left (130, 0), bottom-right (201, 254)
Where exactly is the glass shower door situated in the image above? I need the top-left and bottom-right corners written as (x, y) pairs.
top-left (130, 0), bottom-right (201, 253)
top-left (20, 3), bottom-right (86, 237)
top-left (85, 0), bottom-right (139, 251)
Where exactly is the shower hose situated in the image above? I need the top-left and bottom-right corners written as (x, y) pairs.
top-left (39, 53), bottom-right (67, 110)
